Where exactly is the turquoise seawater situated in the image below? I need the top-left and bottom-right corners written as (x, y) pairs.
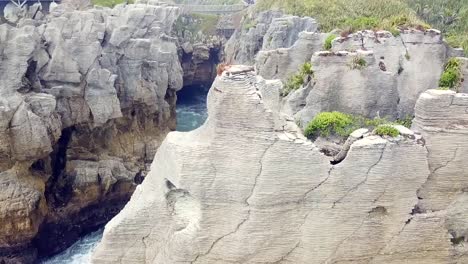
top-left (41, 86), bottom-right (208, 263)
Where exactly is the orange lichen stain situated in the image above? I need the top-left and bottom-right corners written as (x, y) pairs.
top-left (217, 63), bottom-right (232, 76)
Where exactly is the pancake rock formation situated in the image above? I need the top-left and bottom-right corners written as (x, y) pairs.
top-left (227, 11), bottom-right (464, 123)
top-left (93, 68), bottom-right (468, 263)
top-left (0, 1), bottom-right (182, 262)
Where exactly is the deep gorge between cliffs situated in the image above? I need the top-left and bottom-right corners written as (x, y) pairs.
top-left (40, 84), bottom-right (210, 263)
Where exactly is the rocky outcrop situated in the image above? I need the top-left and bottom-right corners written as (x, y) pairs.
top-left (412, 90), bottom-right (468, 212)
top-left (459, 57), bottom-right (468, 93)
top-left (281, 29), bottom-right (453, 124)
top-left (0, 1), bottom-right (183, 262)
top-left (225, 11), bottom-right (318, 65)
top-left (92, 68), bottom-right (468, 263)
top-left (227, 11), bottom-right (460, 123)
top-left (174, 14), bottom-right (225, 89)
top-left (256, 31), bottom-right (326, 80)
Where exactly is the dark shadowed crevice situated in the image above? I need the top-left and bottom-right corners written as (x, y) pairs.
top-left (44, 126), bottom-right (75, 208)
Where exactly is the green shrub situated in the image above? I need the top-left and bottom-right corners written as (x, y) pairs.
top-left (438, 58), bottom-right (462, 91)
top-left (349, 56), bottom-right (367, 70)
top-left (395, 116), bottom-right (413, 128)
top-left (304, 112), bottom-right (355, 138)
top-left (300, 62), bottom-right (314, 75)
top-left (375, 125), bottom-right (400, 137)
top-left (282, 62), bottom-right (314, 96)
top-left (303, 112), bottom-right (408, 139)
top-left (324, 34), bottom-right (337, 50)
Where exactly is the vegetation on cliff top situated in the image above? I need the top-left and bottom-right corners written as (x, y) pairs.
top-left (282, 62), bottom-right (314, 96)
top-left (256, 0), bottom-right (467, 54)
top-left (407, 0), bottom-right (467, 54)
top-left (256, 0), bottom-right (426, 32)
top-left (438, 58), bottom-right (463, 91)
top-left (375, 125), bottom-right (400, 137)
top-left (304, 111), bottom-right (406, 139)
top-left (323, 34), bottom-right (337, 50)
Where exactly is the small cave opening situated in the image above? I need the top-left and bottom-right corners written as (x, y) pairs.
top-left (44, 126), bottom-right (75, 209)
top-left (176, 46), bottom-right (220, 132)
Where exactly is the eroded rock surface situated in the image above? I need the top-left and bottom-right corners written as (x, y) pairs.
top-left (225, 11), bottom-right (317, 65)
top-left (92, 69), bottom-right (468, 264)
top-left (228, 12), bottom-right (460, 123)
top-left (0, 1), bottom-right (182, 262)
top-left (281, 30), bottom-right (451, 123)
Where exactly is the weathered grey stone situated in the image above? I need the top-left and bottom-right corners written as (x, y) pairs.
top-left (85, 69), bottom-right (122, 127)
top-left (4, 3), bottom-right (23, 24)
top-left (459, 57), bottom-right (468, 93)
top-left (93, 68), bottom-right (445, 264)
top-left (292, 50), bottom-right (399, 125)
top-left (0, 2), bottom-right (183, 261)
top-left (279, 29), bottom-right (451, 125)
top-left (256, 32), bottom-right (326, 80)
top-left (225, 11), bottom-right (283, 64)
top-left (261, 15), bottom-right (318, 50)
top-left (413, 90), bottom-right (468, 212)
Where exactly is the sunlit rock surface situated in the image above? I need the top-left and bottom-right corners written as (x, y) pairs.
top-left (92, 69), bottom-right (468, 264)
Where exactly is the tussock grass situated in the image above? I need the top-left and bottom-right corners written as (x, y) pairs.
top-left (255, 0), bottom-right (425, 32)
top-left (256, 0), bottom-right (467, 54)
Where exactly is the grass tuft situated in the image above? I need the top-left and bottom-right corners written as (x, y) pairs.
top-left (255, 0), bottom-right (467, 54)
top-left (349, 56), bottom-right (367, 70)
top-left (282, 62), bottom-right (314, 96)
top-left (324, 34), bottom-right (337, 50)
top-left (304, 112), bottom-right (405, 139)
top-left (438, 58), bottom-right (462, 91)
top-left (375, 125), bottom-right (400, 137)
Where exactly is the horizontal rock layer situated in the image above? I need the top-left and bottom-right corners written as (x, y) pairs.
top-left (92, 69), bottom-right (468, 263)
top-left (227, 11), bottom-right (464, 124)
top-left (0, 1), bottom-right (183, 262)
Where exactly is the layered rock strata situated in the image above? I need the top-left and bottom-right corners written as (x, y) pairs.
top-left (174, 14), bottom-right (225, 89)
top-left (0, 1), bottom-right (182, 262)
top-left (227, 12), bottom-right (463, 123)
top-left (93, 68), bottom-right (468, 263)
top-left (225, 11), bottom-right (318, 65)
top-left (277, 29), bottom-right (451, 123)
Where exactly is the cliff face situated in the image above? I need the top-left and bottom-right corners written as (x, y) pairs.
top-left (225, 11), bottom-right (318, 65)
top-left (226, 11), bottom-right (463, 124)
top-left (0, 1), bottom-right (182, 262)
top-left (92, 67), bottom-right (468, 263)
top-left (174, 14), bottom-right (225, 89)
top-left (287, 30), bottom-right (449, 123)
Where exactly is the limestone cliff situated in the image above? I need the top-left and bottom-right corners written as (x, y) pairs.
top-left (174, 14), bottom-right (225, 89)
top-left (0, 1), bottom-right (182, 262)
top-left (92, 67), bottom-right (468, 263)
top-left (226, 11), bottom-right (464, 123)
